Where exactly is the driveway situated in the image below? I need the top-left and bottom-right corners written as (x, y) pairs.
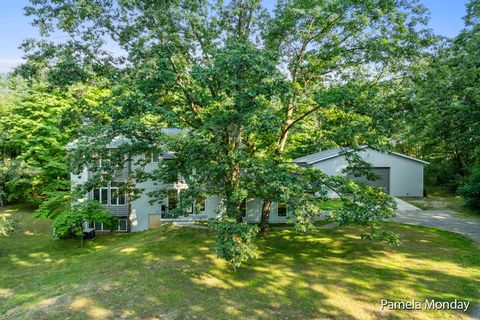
top-left (392, 198), bottom-right (480, 245)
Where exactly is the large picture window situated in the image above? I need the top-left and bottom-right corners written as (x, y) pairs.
top-left (110, 182), bottom-right (126, 206)
top-left (92, 182), bottom-right (126, 206)
top-left (93, 185), bottom-right (108, 205)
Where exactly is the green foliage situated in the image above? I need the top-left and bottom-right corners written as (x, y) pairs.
top-left (35, 189), bottom-right (71, 220)
top-left (0, 215), bottom-right (20, 236)
top-left (0, 78), bottom-right (111, 206)
top-left (402, 0), bottom-right (480, 191)
top-left (52, 200), bottom-right (116, 239)
top-left (458, 164), bottom-right (480, 210)
top-left (209, 218), bottom-right (259, 269)
top-left (361, 224), bottom-right (401, 246)
top-left (20, 0), bottom-right (434, 265)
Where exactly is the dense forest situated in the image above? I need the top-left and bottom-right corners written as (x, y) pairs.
top-left (0, 0), bottom-right (478, 266)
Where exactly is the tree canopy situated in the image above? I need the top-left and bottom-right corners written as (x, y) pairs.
top-left (8, 0), bottom-right (471, 266)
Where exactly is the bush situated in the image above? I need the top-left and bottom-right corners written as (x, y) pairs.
top-left (0, 215), bottom-right (20, 236)
top-left (53, 200), bottom-right (117, 239)
top-left (458, 165), bottom-right (480, 210)
top-left (209, 218), bottom-right (258, 269)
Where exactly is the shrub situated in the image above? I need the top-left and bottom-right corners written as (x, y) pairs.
top-left (0, 215), bottom-right (20, 236)
top-left (209, 218), bottom-right (258, 269)
top-left (458, 164), bottom-right (480, 210)
top-left (53, 200), bottom-right (117, 240)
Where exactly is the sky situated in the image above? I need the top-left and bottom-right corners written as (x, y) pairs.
top-left (0, 0), bottom-right (470, 73)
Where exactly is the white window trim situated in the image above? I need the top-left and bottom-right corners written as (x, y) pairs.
top-left (91, 219), bottom-right (128, 232)
top-left (117, 218), bottom-right (128, 232)
top-left (92, 182), bottom-right (127, 206)
top-left (109, 182), bottom-right (127, 206)
top-left (92, 186), bottom-right (109, 205)
top-left (191, 197), bottom-right (207, 214)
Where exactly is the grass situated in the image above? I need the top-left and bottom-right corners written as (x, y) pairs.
top-left (1, 204), bottom-right (479, 320)
top-left (194, 220), bottom-right (331, 228)
top-left (401, 186), bottom-right (480, 218)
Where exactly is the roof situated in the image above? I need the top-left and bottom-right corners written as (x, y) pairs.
top-left (293, 146), bottom-right (429, 165)
top-left (66, 128), bottom-right (188, 150)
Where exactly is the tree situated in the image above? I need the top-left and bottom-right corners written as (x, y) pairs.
top-left (401, 0), bottom-right (480, 192)
top-left (48, 199), bottom-right (117, 246)
top-left (0, 78), bottom-right (111, 205)
top-left (24, 0), bottom-right (433, 265)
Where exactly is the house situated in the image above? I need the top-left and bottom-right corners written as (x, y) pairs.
top-left (293, 146), bottom-right (428, 197)
top-left (69, 137), bottom-right (427, 232)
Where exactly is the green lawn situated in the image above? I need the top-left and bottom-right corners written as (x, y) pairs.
top-left (318, 198), bottom-right (344, 210)
top-left (401, 186), bottom-right (480, 218)
top-left (1, 205), bottom-right (479, 320)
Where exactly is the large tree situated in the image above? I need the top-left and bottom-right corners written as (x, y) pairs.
top-left (401, 0), bottom-right (480, 193)
top-left (23, 0), bottom-right (433, 263)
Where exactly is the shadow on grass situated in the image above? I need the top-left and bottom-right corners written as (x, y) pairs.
top-left (0, 205), bottom-right (479, 319)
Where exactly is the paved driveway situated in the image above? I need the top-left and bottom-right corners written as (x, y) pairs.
top-left (392, 198), bottom-right (480, 245)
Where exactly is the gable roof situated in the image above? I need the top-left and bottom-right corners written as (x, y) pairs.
top-left (293, 146), bottom-right (429, 165)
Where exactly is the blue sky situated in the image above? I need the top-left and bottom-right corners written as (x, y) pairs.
top-left (0, 0), bottom-right (469, 72)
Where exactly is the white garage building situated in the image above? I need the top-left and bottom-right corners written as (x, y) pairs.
top-left (293, 146), bottom-right (428, 197)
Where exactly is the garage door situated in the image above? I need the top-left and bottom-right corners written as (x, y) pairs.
top-left (348, 167), bottom-right (390, 194)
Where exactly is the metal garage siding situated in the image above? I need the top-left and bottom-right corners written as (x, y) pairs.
top-left (348, 167), bottom-right (391, 194)
top-left (310, 148), bottom-right (424, 197)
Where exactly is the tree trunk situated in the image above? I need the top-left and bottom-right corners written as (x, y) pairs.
top-left (259, 200), bottom-right (271, 236)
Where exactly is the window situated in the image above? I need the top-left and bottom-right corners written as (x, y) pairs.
top-left (152, 152), bottom-right (161, 162)
top-left (90, 219), bottom-right (127, 232)
top-left (194, 197), bottom-right (206, 213)
top-left (240, 199), bottom-right (247, 217)
top-left (144, 152), bottom-right (152, 162)
top-left (110, 182), bottom-right (126, 206)
top-left (94, 221), bottom-right (106, 231)
top-left (278, 203), bottom-right (287, 217)
top-left (118, 219), bottom-right (128, 231)
top-left (167, 190), bottom-right (178, 211)
top-left (145, 151), bottom-right (161, 162)
top-left (93, 185), bottom-right (108, 205)
top-left (94, 151), bottom-right (110, 168)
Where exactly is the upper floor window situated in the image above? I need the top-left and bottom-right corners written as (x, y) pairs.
top-left (110, 182), bottom-right (126, 206)
top-left (145, 151), bottom-right (161, 162)
top-left (93, 184), bottom-right (108, 205)
top-left (94, 151), bottom-right (111, 168)
top-left (92, 182), bottom-right (126, 206)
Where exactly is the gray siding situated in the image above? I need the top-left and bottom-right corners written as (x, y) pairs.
top-left (311, 147), bottom-right (424, 197)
